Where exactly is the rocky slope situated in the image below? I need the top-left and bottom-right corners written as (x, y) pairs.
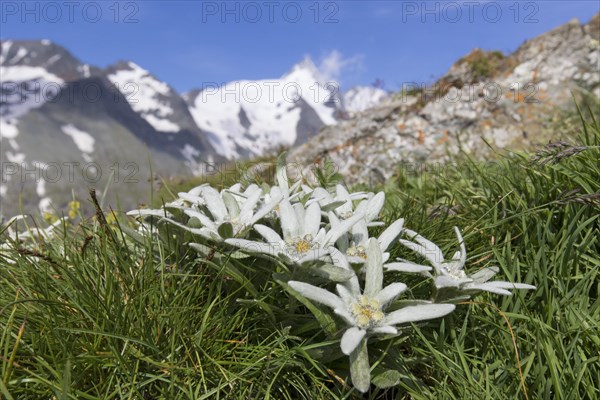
top-left (288, 14), bottom-right (600, 185)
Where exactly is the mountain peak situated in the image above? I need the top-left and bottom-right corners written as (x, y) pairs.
top-left (283, 56), bottom-right (324, 83)
top-left (0, 39), bottom-right (97, 81)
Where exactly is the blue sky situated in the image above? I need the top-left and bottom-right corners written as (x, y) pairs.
top-left (2, 1), bottom-right (598, 93)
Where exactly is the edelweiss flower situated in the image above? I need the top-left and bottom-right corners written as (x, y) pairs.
top-left (180, 185), bottom-right (282, 240)
top-left (274, 159), bottom-right (306, 200)
top-left (400, 226), bottom-right (536, 295)
top-left (226, 197), bottom-right (364, 264)
top-left (5, 215), bottom-right (66, 240)
top-left (333, 216), bottom-right (422, 272)
top-left (311, 185), bottom-right (384, 226)
top-left (129, 184), bottom-right (282, 241)
top-left (288, 239), bottom-right (456, 392)
top-left (172, 184), bottom-right (209, 207)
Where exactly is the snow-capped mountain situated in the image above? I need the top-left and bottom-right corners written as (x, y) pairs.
top-left (0, 40), bottom-right (220, 216)
top-left (185, 57), bottom-right (340, 159)
top-left (0, 40), bottom-right (99, 147)
top-left (1, 40), bottom-right (387, 216)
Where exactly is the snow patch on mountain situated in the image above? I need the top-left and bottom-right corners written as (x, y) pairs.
top-left (8, 47), bottom-right (28, 64)
top-left (144, 113), bottom-right (180, 132)
top-left (36, 179), bottom-right (46, 196)
top-left (80, 64), bottom-right (90, 78)
top-left (61, 124), bottom-right (95, 162)
top-left (107, 62), bottom-right (180, 133)
top-left (343, 86), bottom-right (389, 113)
top-left (6, 151), bottom-right (25, 163)
top-left (0, 65), bottom-right (64, 143)
top-left (0, 119), bottom-right (19, 139)
top-left (0, 65), bottom-right (63, 83)
top-left (0, 41), bottom-right (13, 64)
top-left (187, 57), bottom-right (337, 159)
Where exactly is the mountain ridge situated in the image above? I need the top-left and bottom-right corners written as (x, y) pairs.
top-left (0, 39), bottom-right (385, 216)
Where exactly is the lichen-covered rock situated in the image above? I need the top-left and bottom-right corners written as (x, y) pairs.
top-left (288, 14), bottom-right (600, 186)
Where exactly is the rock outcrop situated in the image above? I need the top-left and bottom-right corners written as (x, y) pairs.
top-left (288, 14), bottom-right (600, 185)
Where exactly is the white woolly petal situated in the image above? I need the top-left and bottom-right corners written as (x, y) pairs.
top-left (385, 261), bottom-right (431, 273)
top-left (402, 228), bottom-right (444, 266)
top-left (370, 325), bottom-right (398, 335)
top-left (253, 224), bottom-right (283, 244)
top-left (346, 255), bottom-right (368, 265)
top-left (336, 283), bottom-right (357, 305)
top-left (464, 283), bottom-right (513, 295)
top-left (186, 184), bottom-right (208, 197)
top-left (365, 192), bottom-right (385, 222)
top-left (225, 239), bottom-right (280, 258)
top-left (251, 194), bottom-right (282, 225)
top-left (288, 281), bottom-right (346, 310)
top-left (127, 209), bottom-right (172, 218)
top-left (453, 226), bottom-right (467, 266)
top-left (293, 203), bottom-right (306, 234)
top-left (385, 304), bottom-right (455, 325)
top-left (297, 248), bottom-right (329, 264)
top-left (238, 188), bottom-right (261, 216)
top-left (334, 308), bottom-right (355, 325)
top-left (435, 275), bottom-right (464, 289)
top-left (375, 282), bottom-right (407, 307)
top-left (364, 238), bottom-right (383, 297)
top-left (335, 184), bottom-right (354, 214)
top-left (305, 202), bottom-right (322, 238)
top-left (341, 327), bottom-right (366, 355)
top-left (378, 218), bottom-right (404, 251)
top-left (331, 247), bottom-right (361, 296)
top-left (474, 281), bottom-right (535, 290)
top-left (276, 162), bottom-right (289, 192)
top-left (350, 218), bottom-right (369, 246)
top-left (280, 199), bottom-right (300, 240)
top-left (470, 267), bottom-right (500, 283)
top-left (177, 192), bottom-right (205, 205)
top-left (325, 212), bottom-right (365, 246)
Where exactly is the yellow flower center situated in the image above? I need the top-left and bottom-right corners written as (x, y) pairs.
top-left (338, 210), bottom-right (353, 220)
top-left (285, 234), bottom-right (316, 259)
top-left (351, 296), bottom-right (384, 329)
top-left (347, 245), bottom-right (368, 260)
top-left (295, 240), bottom-right (312, 254)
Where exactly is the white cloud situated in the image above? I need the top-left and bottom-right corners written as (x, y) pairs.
top-left (318, 50), bottom-right (364, 83)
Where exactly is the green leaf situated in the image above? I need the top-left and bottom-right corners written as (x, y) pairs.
top-left (372, 369), bottom-right (404, 389)
top-left (309, 263), bottom-right (355, 282)
top-left (187, 217), bottom-right (202, 228)
top-left (120, 225), bottom-right (147, 246)
top-left (217, 222), bottom-right (234, 239)
top-left (276, 278), bottom-right (339, 336)
top-left (221, 191), bottom-right (241, 217)
top-left (321, 200), bottom-right (347, 213)
top-left (349, 337), bottom-right (371, 393)
top-left (189, 243), bottom-right (212, 256)
top-left (229, 250), bottom-right (251, 259)
top-left (206, 260), bottom-right (258, 297)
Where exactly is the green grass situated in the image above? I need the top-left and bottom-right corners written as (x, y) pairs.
top-left (1, 110), bottom-right (599, 399)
